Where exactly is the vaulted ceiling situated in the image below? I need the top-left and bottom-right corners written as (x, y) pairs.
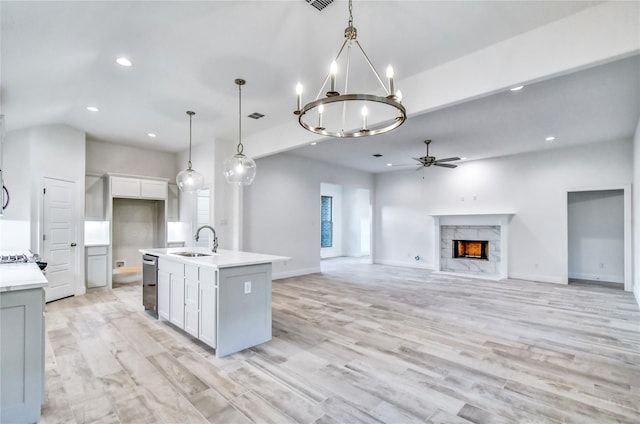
top-left (2, 1), bottom-right (638, 173)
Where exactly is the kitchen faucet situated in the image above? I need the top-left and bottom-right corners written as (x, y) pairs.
top-left (195, 225), bottom-right (218, 253)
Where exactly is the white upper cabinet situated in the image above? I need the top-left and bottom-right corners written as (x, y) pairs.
top-left (110, 176), bottom-right (167, 200)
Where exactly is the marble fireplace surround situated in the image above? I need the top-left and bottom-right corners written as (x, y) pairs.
top-left (431, 214), bottom-right (514, 280)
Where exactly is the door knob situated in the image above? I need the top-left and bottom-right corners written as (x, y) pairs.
top-left (70, 243), bottom-right (77, 247)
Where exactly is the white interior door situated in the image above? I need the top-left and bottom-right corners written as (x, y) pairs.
top-left (43, 177), bottom-right (77, 302)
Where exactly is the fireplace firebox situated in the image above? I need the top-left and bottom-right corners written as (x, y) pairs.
top-left (453, 240), bottom-right (489, 260)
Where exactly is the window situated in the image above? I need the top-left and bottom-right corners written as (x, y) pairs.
top-left (321, 195), bottom-right (333, 248)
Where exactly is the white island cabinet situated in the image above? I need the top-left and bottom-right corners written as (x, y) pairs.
top-left (0, 263), bottom-right (48, 424)
top-left (140, 248), bottom-right (288, 357)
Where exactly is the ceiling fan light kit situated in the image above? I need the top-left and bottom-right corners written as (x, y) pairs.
top-left (294, 0), bottom-right (407, 138)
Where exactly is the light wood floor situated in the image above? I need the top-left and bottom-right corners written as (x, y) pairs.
top-left (41, 258), bottom-right (640, 424)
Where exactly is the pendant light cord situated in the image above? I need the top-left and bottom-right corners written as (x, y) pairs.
top-left (237, 80), bottom-right (244, 155)
top-left (187, 110), bottom-right (195, 169)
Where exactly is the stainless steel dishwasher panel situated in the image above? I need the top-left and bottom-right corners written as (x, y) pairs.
top-left (142, 254), bottom-right (158, 316)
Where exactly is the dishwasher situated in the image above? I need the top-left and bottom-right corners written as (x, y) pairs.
top-left (142, 254), bottom-right (158, 317)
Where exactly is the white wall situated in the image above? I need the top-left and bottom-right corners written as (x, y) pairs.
top-left (243, 153), bottom-right (374, 279)
top-left (86, 138), bottom-right (176, 180)
top-left (0, 128), bottom-right (32, 250)
top-left (568, 190), bottom-right (624, 283)
top-left (633, 119), bottom-right (640, 305)
top-left (374, 139), bottom-right (633, 283)
top-left (2, 124), bottom-right (86, 295)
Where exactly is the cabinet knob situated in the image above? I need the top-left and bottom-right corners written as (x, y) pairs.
top-left (70, 242), bottom-right (77, 247)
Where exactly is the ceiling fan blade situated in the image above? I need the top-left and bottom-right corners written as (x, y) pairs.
top-left (435, 157), bottom-right (461, 163)
top-left (434, 163), bottom-right (457, 168)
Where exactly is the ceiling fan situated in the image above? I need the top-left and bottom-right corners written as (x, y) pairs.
top-left (392, 139), bottom-right (461, 170)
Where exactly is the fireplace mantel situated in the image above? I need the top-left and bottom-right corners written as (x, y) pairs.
top-left (431, 213), bottom-right (514, 280)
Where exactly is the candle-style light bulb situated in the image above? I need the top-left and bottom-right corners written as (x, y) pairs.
top-left (318, 104), bottom-right (324, 129)
top-left (296, 82), bottom-right (303, 111)
top-left (361, 106), bottom-right (368, 130)
top-left (329, 61), bottom-right (338, 93)
top-left (386, 65), bottom-right (395, 96)
top-left (396, 90), bottom-right (403, 102)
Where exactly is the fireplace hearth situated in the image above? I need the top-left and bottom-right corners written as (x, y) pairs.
top-left (453, 240), bottom-right (489, 260)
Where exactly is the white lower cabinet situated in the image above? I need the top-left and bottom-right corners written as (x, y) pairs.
top-left (157, 269), bottom-right (170, 321)
top-left (86, 246), bottom-right (108, 288)
top-left (169, 273), bottom-right (185, 329)
top-left (158, 259), bottom-right (184, 326)
top-left (157, 258), bottom-right (216, 347)
top-left (184, 265), bottom-right (200, 337)
top-left (198, 267), bottom-right (217, 348)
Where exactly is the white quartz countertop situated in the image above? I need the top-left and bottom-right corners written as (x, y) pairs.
top-left (138, 247), bottom-right (290, 269)
top-left (0, 263), bottom-right (48, 292)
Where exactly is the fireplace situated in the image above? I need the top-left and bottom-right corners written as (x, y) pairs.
top-left (431, 214), bottom-right (513, 279)
top-left (453, 240), bottom-right (488, 260)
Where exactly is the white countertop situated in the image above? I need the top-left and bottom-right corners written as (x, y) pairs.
top-left (138, 247), bottom-right (290, 269)
top-left (0, 263), bottom-right (48, 292)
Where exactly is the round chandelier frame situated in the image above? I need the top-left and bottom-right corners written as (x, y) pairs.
top-left (294, 0), bottom-right (407, 138)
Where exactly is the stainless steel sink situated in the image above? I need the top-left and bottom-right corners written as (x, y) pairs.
top-left (171, 251), bottom-right (212, 257)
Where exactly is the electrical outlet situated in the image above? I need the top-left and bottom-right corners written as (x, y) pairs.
top-left (115, 260), bottom-right (125, 268)
top-left (244, 281), bottom-right (252, 294)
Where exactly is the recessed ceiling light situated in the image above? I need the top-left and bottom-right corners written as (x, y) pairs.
top-left (545, 136), bottom-right (556, 142)
top-left (510, 85), bottom-right (524, 91)
top-left (460, 157), bottom-right (467, 161)
top-left (311, 142), bottom-right (317, 146)
top-left (386, 163), bottom-right (392, 167)
top-left (116, 57), bottom-right (132, 67)
top-left (86, 106), bottom-right (99, 112)
top-left (147, 133), bottom-right (156, 138)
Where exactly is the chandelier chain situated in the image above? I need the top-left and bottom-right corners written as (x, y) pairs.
top-left (348, 0), bottom-right (353, 28)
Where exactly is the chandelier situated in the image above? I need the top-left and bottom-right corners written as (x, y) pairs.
top-left (294, 0), bottom-right (406, 138)
top-left (223, 78), bottom-right (256, 185)
top-left (176, 111), bottom-right (204, 192)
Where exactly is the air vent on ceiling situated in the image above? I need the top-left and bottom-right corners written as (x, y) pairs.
top-left (372, 154), bottom-right (383, 158)
top-left (305, 0), bottom-right (334, 11)
top-left (248, 112), bottom-right (264, 120)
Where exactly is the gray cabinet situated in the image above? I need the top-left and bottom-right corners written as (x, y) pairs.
top-left (217, 263), bottom-right (271, 357)
top-left (86, 246), bottom-right (108, 288)
top-left (151, 256), bottom-right (271, 357)
top-left (0, 288), bottom-right (45, 423)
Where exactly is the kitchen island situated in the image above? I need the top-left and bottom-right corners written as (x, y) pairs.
top-left (139, 247), bottom-right (288, 357)
top-left (0, 262), bottom-right (48, 424)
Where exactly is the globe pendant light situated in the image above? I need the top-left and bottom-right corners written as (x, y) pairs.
top-left (224, 78), bottom-right (256, 185)
top-left (176, 111), bottom-right (204, 192)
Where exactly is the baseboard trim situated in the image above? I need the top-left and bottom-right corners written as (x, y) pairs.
top-left (568, 272), bottom-right (623, 284)
top-left (373, 259), bottom-right (434, 270)
top-left (509, 272), bottom-right (564, 285)
top-left (273, 267), bottom-right (321, 280)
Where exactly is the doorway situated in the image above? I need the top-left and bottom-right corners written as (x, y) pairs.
top-left (568, 189), bottom-right (624, 288)
top-left (320, 183), bottom-right (371, 263)
top-left (43, 177), bottom-right (77, 302)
